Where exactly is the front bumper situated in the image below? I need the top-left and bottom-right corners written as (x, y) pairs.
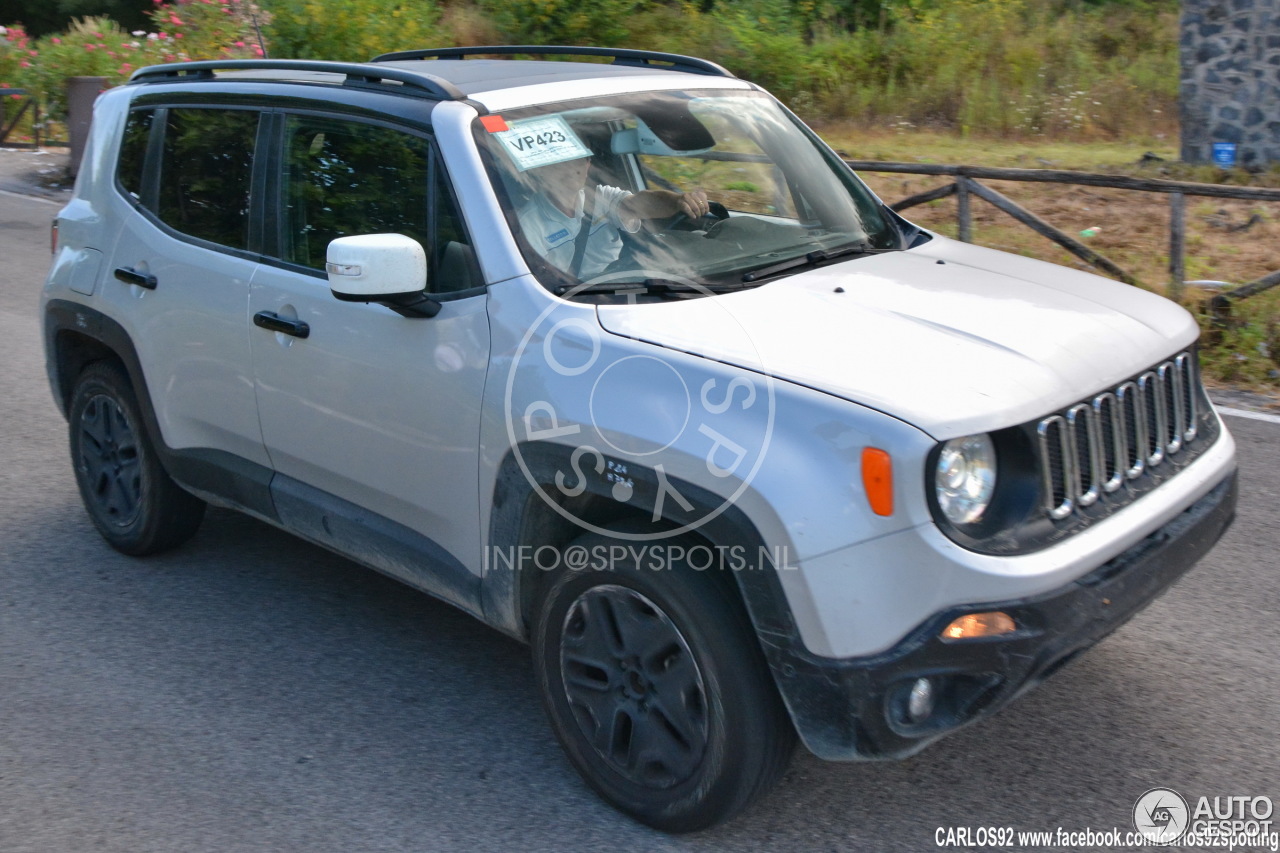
top-left (765, 469), bottom-right (1237, 761)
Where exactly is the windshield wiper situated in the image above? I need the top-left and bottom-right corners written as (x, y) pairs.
top-left (555, 278), bottom-right (742, 296)
top-left (741, 243), bottom-right (873, 283)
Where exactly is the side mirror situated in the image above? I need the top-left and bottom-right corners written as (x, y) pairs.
top-left (326, 234), bottom-right (441, 318)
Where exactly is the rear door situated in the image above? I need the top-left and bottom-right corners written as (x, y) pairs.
top-left (104, 105), bottom-right (270, 470)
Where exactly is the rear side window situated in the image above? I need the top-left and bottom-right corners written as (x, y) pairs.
top-left (116, 110), bottom-right (153, 201)
top-left (156, 108), bottom-right (259, 250)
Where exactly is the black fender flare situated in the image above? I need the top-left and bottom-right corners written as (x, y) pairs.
top-left (43, 299), bottom-right (276, 520)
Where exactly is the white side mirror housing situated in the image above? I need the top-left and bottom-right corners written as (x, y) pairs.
top-left (326, 233), bottom-right (427, 298)
top-left (326, 234), bottom-right (440, 318)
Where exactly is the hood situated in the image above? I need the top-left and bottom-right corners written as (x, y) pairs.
top-left (595, 237), bottom-right (1198, 438)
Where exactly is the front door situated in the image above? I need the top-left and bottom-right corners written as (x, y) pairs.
top-left (248, 113), bottom-right (490, 597)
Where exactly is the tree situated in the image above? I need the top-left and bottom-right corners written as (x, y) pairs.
top-left (0, 0), bottom-right (151, 37)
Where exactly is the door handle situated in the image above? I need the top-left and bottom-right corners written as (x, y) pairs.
top-left (113, 267), bottom-right (157, 289)
top-left (253, 311), bottom-right (310, 339)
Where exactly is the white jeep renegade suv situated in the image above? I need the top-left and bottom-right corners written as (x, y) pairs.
top-left (42, 46), bottom-right (1237, 832)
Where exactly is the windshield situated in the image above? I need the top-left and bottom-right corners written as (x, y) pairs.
top-left (473, 89), bottom-right (900, 295)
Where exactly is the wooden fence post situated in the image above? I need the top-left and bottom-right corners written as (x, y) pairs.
top-left (956, 176), bottom-right (972, 243)
top-left (965, 180), bottom-right (1137, 285)
top-left (1169, 192), bottom-right (1186, 301)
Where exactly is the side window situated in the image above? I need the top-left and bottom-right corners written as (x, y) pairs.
top-left (282, 116), bottom-right (429, 271)
top-left (117, 109), bottom-right (153, 201)
top-left (156, 108), bottom-right (258, 250)
top-left (281, 115), bottom-right (481, 293)
top-left (432, 156), bottom-right (482, 294)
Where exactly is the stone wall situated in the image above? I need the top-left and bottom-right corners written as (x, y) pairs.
top-left (1180, 0), bottom-right (1280, 166)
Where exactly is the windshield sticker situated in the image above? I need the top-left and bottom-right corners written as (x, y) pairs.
top-left (479, 115), bottom-right (509, 132)
top-left (494, 116), bottom-right (591, 172)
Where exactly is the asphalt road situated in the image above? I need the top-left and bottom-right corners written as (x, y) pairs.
top-left (1, 186), bottom-right (1277, 852)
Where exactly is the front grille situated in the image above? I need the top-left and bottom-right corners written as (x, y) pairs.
top-left (1037, 352), bottom-right (1200, 520)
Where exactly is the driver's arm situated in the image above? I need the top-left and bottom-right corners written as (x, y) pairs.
top-left (620, 189), bottom-right (710, 221)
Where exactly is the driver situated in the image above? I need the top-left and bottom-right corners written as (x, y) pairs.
top-left (516, 152), bottom-right (710, 280)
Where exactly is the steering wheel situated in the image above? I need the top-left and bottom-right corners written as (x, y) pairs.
top-left (662, 201), bottom-right (730, 233)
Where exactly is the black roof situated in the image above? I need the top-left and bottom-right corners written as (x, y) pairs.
top-left (377, 58), bottom-right (697, 96)
top-left (126, 47), bottom-right (738, 107)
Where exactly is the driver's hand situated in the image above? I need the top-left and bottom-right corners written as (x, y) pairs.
top-left (678, 190), bottom-right (710, 219)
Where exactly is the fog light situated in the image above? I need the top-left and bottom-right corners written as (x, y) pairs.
top-left (907, 678), bottom-right (934, 723)
top-left (941, 611), bottom-right (1016, 641)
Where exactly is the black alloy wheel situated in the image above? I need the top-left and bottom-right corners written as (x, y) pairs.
top-left (533, 530), bottom-right (796, 833)
top-left (559, 584), bottom-right (709, 789)
top-left (76, 391), bottom-right (144, 528)
top-left (68, 362), bottom-right (205, 555)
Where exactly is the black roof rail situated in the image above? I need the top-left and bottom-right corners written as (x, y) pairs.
top-left (127, 59), bottom-right (469, 101)
top-left (370, 45), bottom-right (736, 79)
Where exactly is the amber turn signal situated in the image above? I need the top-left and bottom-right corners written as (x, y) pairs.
top-left (941, 611), bottom-right (1016, 641)
top-left (861, 448), bottom-right (893, 516)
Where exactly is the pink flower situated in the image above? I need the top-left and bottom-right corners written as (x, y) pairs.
top-left (51, 37), bottom-right (61, 44)
top-left (170, 14), bottom-right (184, 25)
top-left (253, 44), bottom-right (264, 55)
top-left (84, 44), bottom-right (95, 51)
top-left (119, 62), bottom-right (132, 71)
top-left (234, 40), bottom-right (244, 47)
top-left (19, 60), bottom-right (30, 67)
top-left (175, 33), bottom-right (183, 38)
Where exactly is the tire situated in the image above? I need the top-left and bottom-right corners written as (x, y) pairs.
top-left (532, 530), bottom-right (796, 832)
top-left (67, 361), bottom-right (205, 556)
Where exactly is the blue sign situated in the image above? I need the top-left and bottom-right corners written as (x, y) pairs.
top-left (1212, 142), bottom-right (1238, 167)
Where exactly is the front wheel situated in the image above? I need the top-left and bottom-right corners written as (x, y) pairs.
top-left (68, 361), bottom-right (205, 555)
top-left (532, 532), bottom-right (796, 832)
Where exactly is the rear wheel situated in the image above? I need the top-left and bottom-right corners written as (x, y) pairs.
top-left (532, 531), bottom-right (796, 832)
top-left (68, 362), bottom-right (205, 555)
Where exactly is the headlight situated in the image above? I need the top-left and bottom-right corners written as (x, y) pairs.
top-left (935, 434), bottom-right (997, 525)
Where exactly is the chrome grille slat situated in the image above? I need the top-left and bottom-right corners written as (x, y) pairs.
top-left (1117, 381), bottom-right (1145, 480)
top-left (1068, 403), bottom-right (1101, 507)
top-left (1177, 353), bottom-right (1198, 443)
top-left (1036, 351), bottom-right (1202, 521)
top-left (1037, 415), bottom-right (1074, 520)
top-left (1162, 362), bottom-right (1184, 454)
top-left (1093, 392), bottom-right (1125, 493)
top-left (1139, 371), bottom-right (1165, 466)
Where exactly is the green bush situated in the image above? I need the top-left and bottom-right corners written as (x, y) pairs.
top-left (7, 0), bottom-right (1182, 141)
top-left (478, 0), bottom-right (642, 47)
top-left (1, 24), bottom-right (36, 140)
top-left (19, 17), bottom-right (147, 120)
top-left (261, 0), bottom-right (441, 61)
top-left (10, 2), bottom-right (264, 122)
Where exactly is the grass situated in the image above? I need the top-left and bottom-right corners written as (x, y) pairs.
top-left (817, 126), bottom-right (1179, 169)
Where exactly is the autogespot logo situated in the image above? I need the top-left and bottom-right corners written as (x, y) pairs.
top-left (503, 271), bottom-right (775, 543)
top-left (1134, 787), bottom-right (1191, 845)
